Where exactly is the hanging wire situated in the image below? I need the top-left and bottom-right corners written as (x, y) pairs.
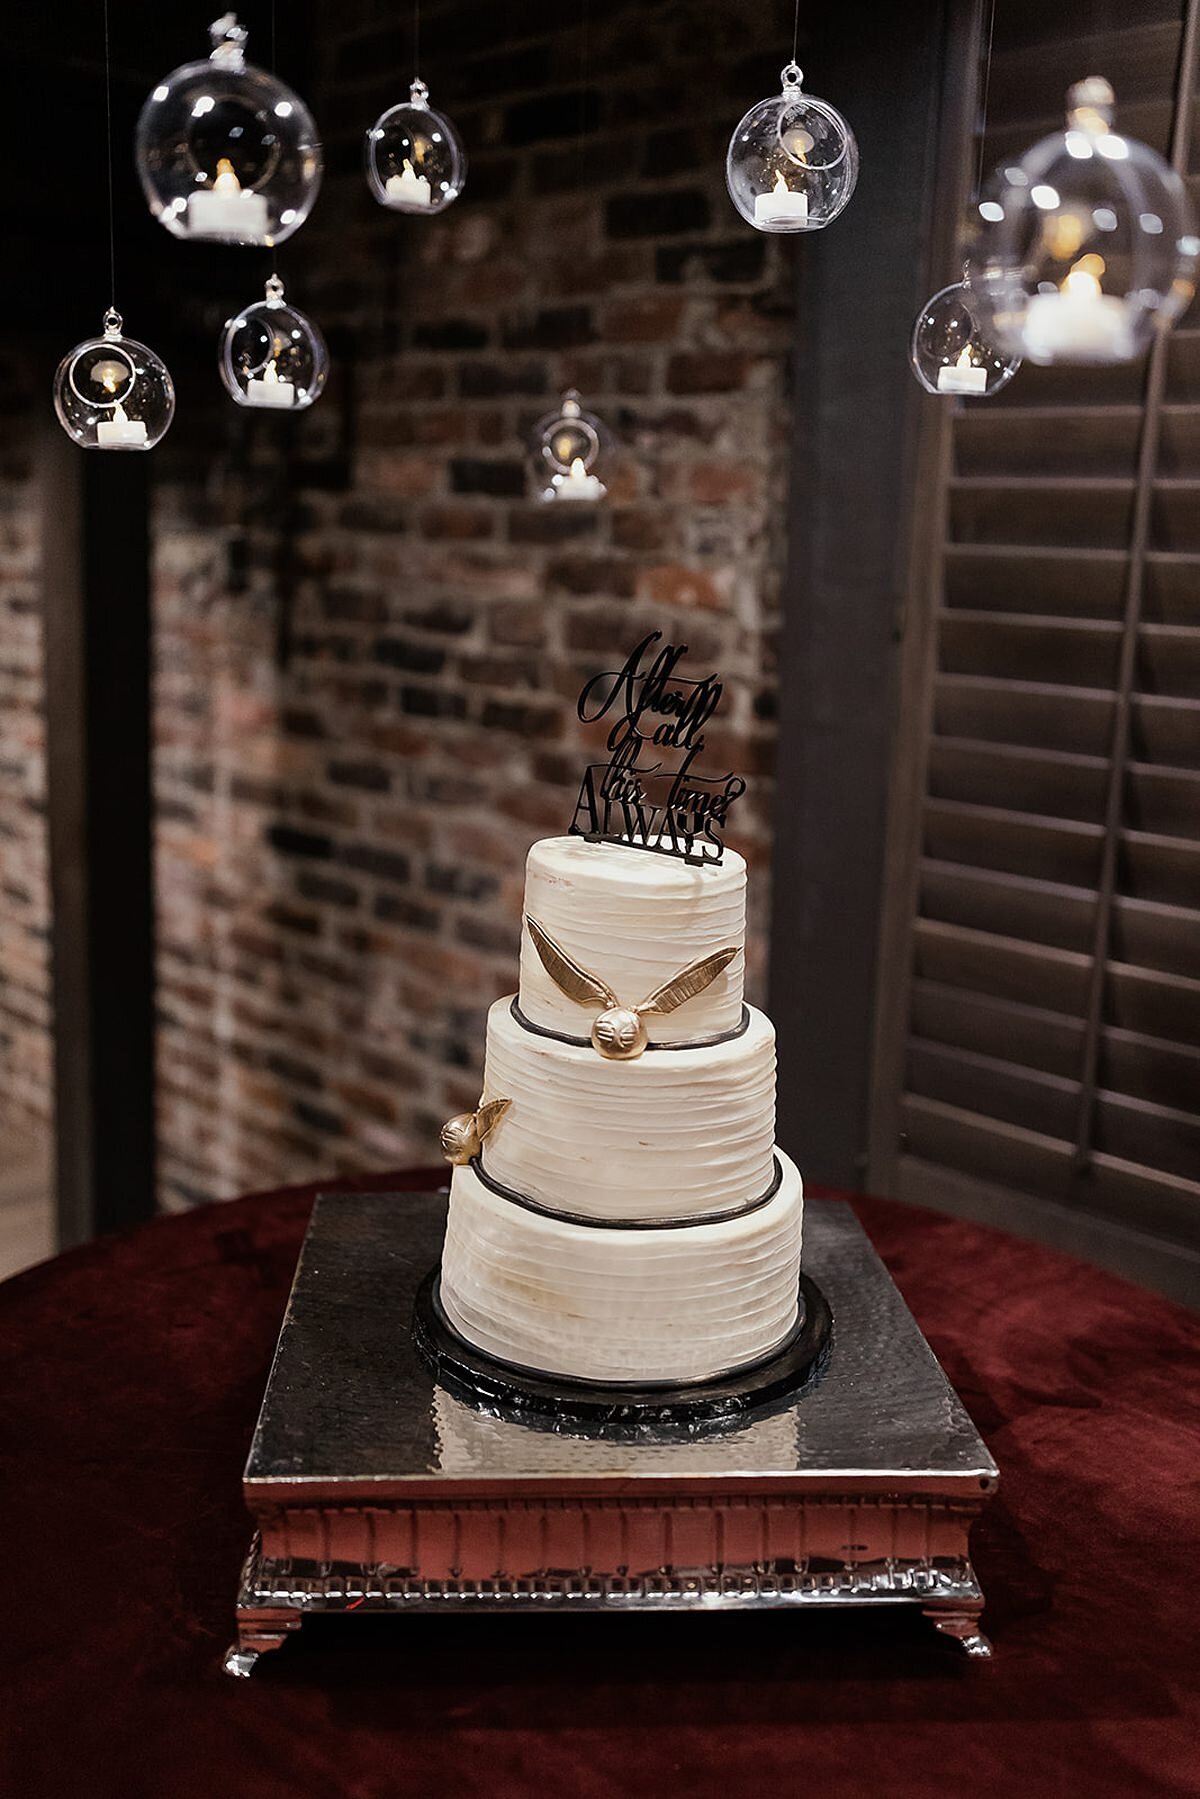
top-left (972, 0), bottom-right (998, 203)
top-left (792, 0), bottom-right (800, 67)
top-left (103, 0), bottom-right (117, 307)
top-left (271, 0), bottom-right (279, 276)
top-left (414, 0), bottom-right (421, 78)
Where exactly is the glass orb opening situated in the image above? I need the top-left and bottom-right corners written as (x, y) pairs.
top-left (365, 79), bottom-right (466, 214)
top-left (910, 280), bottom-right (1021, 397)
top-left (967, 78), bottom-right (1199, 364)
top-left (532, 391), bottom-right (608, 503)
top-left (136, 13), bottom-right (322, 246)
top-left (218, 276), bottom-right (328, 411)
top-left (53, 309), bottom-right (175, 450)
top-left (727, 64), bottom-right (858, 233)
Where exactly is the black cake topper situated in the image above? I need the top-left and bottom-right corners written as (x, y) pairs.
top-left (569, 631), bottom-right (746, 865)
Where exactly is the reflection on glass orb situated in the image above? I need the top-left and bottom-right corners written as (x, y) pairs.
top-left (532, 391), bottom-right (608, 503)
top-left (727, 63), bottom-right (858, 233)
top-left (53, 309), bottom-right (175, 450)
top-left (967, 78), bottom-right (1199, 364)
top-left (218, 275), bottom-right (328, 411)
top-left (910, 280), bottom-right (1021, 397)
top-left (365, 78), bottom-right (466, 214)
top-left (136, 13), bottom-right (322, 246)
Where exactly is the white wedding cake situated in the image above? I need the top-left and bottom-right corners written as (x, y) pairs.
top-left (437, 834), bottom-right (804, 1386)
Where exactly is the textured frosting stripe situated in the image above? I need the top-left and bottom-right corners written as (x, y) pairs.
top-left (518, 836), bottom-right (746, 1045)
top-left (439, 1151), bottom-right (804, 1384)
top-left (471, 1147), bottom-right (782, 1228)
top-left (481, 996), bottom-right (777, 1220)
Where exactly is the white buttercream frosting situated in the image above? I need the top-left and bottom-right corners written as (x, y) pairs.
top-left (439, 1151), bottom-right (804, 1384)
top-left (518, 836), bottom-right (746, 1045)
top-left (480, 996), bottom-right (777, 1220)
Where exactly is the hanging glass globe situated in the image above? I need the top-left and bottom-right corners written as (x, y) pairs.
top-left (136, 12), bottom-right (322, 246)
top-left (967, 77), bottom-right (1199, 365)
top-left (218, 275), bottom-right (328, 410)
top-left (53, 309), bottom-right (175, 450)
top-left (365, 78), bottom-right (466, 214)
top-left (727, 62), bottom-right (858, 233)
top-left (532, 390), bottom-right (608, 502)
top-left (910, 278), bottom-right (1021, 397)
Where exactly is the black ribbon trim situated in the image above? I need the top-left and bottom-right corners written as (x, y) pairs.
top-left (509, 997), bottom-right (751, 1051)
top-left (470, 1152), bottom-right (784, 1231)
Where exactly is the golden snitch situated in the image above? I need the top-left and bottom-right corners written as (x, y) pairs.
top-left (525, 916), bottom-right (737, 1061)
top-left (440, 1097), bottom-right (512, 1165)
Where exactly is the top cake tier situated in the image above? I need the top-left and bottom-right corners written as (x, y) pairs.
top-left (518, 835), bottom-right (746, 1045)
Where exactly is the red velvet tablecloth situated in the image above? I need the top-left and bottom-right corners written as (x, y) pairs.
top-left (2, 1172), bottom-right (1198, 1798)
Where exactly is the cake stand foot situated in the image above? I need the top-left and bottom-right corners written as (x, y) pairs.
top-left (222, 1619), bottom-right (301, 1677)
top-left (924, 1604), bottom-right (993, 1659)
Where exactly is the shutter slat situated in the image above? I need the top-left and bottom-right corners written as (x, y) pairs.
top-left (948, 478), bottom-right (1135, 548)
top-left (914, 917), bottom-right (1091, 1013)
top-left (920, 857), bottom-right (1095, 953)
top-left (1130, 694), bottom-right (1200, 768)
top-left (1112, 894), bottom-right (1200, 980)
top-left (924, 797), bottom-right (1103, 886)
top-left (1138, 623), bottom-right (1200, 698)
top-left (928, 736), bottom-right (1109, 820)
top-left (944, 544), bottom-right (1127, 617)
top-left (1125, 760), bottom-right (1200, 838)
top-left (1096, 1092), bottom-right (1200, 1185)
top-left (1108, 960), bottom-right (1200, 1047)
top-left (1102, 1025), bottom-right (1200, 1112)
top-left (954, 407), bottom-right (1143, 478)
top-left (939, 611), bottom-right (1122, 686)
top-left (934, 673), bottom-right (1115, 754)
top-left (1145, 551), bottom-right (1200, 622)
top-left (911, 978), bottom-right (1085, 1078)
top-left (1120, 828), bottom-right (1200, 905)
top-left (908, 1036), bottom-right (1080, 1139)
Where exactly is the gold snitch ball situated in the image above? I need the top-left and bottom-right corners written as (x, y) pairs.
top-left (440, 1114), bottom-right (481, 1163)
top-left (590, 1007), bottom-right (649, 1060)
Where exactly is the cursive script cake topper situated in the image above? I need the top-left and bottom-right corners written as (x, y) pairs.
top-left (569, 630), bottom-right (747, 865)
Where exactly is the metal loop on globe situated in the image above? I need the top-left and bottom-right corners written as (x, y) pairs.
top-left (910, 279), bottom-right (1021, 398)
top-left (365, 77), bottom-right (467, 214)
top-left (727, 63), bottom-right (858, 233)
top-left (136, 12), bottom-right (323, 246)
top-left (532, 391), bottom-right (608, 503)
top-left (53, 311), bottom-right (175, 450)
top-left (967, 78), bottom-right (1199, 365)
top-left (218, 276), bottom-right (329, 411)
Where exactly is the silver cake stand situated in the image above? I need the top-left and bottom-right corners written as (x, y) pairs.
top-left (225, 1193), bottom-right (999, 1676)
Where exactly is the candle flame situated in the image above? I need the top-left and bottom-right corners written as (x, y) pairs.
top-left (213, 157), bottom-right (241, 195)
top-left (569, 457), bottom-right (587, 478)
top-left (263, 358), bottom-right (278, 384)
top-left (112, 401), bottom-right (128, 425)
top-left (772, 170), bottom-right (791, 196)
top-left (955, 346), bottom-right (975, 370)
top-left (1062, 252), bottom-right (1105, 299)
top-left (403, 159), bottom-right (416, 177)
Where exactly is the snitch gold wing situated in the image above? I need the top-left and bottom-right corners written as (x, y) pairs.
top-left (475, 1097), bottom-right (511, 1141)
top-left (635, 946), bottom-right (738, 1017)
top-left (525, 916), bottom-right (619, 1010)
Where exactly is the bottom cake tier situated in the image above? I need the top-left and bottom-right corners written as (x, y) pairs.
top-left (439, 1150), bottom-right (804, 1385)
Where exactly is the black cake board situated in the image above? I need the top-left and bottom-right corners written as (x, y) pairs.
top-left (226, 1193), bottom-right (999, 1675)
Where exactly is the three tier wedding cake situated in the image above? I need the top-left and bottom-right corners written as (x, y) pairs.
top-left (436, 833), bottom-right (804, 1385)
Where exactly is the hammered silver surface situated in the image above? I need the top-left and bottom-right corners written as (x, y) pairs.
top-left (244, 1195), bottom-right (997, 1490)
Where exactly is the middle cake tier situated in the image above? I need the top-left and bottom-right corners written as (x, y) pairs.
top-left (478, 995), bottom-right (777, 1221)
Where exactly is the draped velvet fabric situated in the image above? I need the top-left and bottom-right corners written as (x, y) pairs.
top-left (3, 1173), bottom-right (1198, 1798)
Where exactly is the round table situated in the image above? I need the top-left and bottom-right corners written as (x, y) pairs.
top-left (3, 1172), bottom-right (1198, 1798)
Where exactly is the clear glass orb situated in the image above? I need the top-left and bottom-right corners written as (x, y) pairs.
top-left (910, 280), bottom-right (1021, 397)
top-left (218, 275), bottom-right (328, 411)
top-left (53, 309), bottom-right (175, 450)
top-left (365, 78), bottom-right (466, 214)
top-left (727, 63), bottom-right (858, 233)
top-left (136, 13), bottom-right (322, 246)
top-left (531, 390), bottom-right (608, 503)
top-left (967, 78), bottom-right (1199, 365)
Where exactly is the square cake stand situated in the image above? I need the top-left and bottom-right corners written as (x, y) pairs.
top-left (225, 1194), bottom-right (998, 1675)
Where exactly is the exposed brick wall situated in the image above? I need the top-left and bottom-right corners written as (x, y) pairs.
top-left (152, 0), bottom-right (800, 1206)
top-left (0, 377), bottom-right (52, 1137)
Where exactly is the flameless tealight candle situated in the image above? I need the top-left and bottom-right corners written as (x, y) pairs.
top-left (552, 457), bottom-right (605, 501)
top-left (754, 169), bottom-right (809, 229)
top-left (936, 346), bottom-right (988, 394)
top-left (187, 158), bottom-right (271, 238)
top-left (1021, 256), bottom-right (1135, 363)
top-left (245, 358), bottom-right (295, 408)
top-left (384, 158), bottom-right (432, 208)
top-left (96, 400), bottom-right (149, 447)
